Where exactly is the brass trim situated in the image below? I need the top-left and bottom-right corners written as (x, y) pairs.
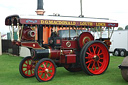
top-left (48, 49), bottom-right (51, 58)
top-left (70, 50), bottom-right (73, 54)
top-left (66, 41), bottom-right (71, 47)
top-left (82, 36), bottom-right (91, 45)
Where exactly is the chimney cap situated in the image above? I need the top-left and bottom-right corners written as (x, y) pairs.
top-left (35, 10), bottom-right (45, 15)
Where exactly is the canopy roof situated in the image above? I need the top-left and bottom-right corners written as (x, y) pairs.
top-left (5, 14), bottom-right (118, 27)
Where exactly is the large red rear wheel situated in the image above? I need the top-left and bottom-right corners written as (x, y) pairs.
top-left (35, 58), bottom-right (56, 82)
top-left (19, 56), bottom-right (35, 78)
top-left (80, 41), bottom-right (110, 75)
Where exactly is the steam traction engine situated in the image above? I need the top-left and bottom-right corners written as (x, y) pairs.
top-left (5, 15), bottom-right (118, 82)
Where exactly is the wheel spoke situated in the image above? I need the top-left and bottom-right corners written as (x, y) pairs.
top-left (97, 62), bottom-right (100, 68)
top-left (86, 60), bottom-right (93, 64)
top-left (24, 62), bottom-right (28, 65)
top-left (43, 63), bottom-right (47, 69)
top-left (23, 69), bottom-right (27, 73)
top-left (97, 48), bottom-right (101, 55)
top-left (27, 70), bottom-right (28, 75)
top-left (46, 74), bottom-right (49, 78)
top-left (87, 62), bottom-right (91, 69)
top-left (48, 72), bottom-right (52, 75)
top-left (94, 46), bottom-right (97, 54)
top-left (38, 70), bottom-right (45, 73)
top-left (86, 52), bottom-right (93, 57)
top-left (91, 61), bottom-right (96, 70)
top-left (98, 53), bottom-right (103, 56)
top-left (44, 73), bottom-right (47, 79)
top-left (40, 72), bottom-right (44, 78)
top-left (99, 57), bottom-right (103, 59)
top-left (48, 64), bottom-right (52, 69)
top-left (30, 70), bottom-right (32, 75)
top-left (46, 62), bottom-right (48, 67)
top-left (23, 66), bottom-right (27, 68)
top-left (27, 60), bottom-right (29, 65)
top-left (92, 46), bottom-right (95, 54)
top-left (39, 67), bottom-right (45, 71)
top-left (85, 57), bottom-right (92, 59)
top-left (98, 61), bottom-right (103, 66)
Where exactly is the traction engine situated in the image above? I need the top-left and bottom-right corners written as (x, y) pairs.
top-left (5, 15), bottom-right (118, 82)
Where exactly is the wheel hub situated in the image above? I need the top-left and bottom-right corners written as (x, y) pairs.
top-left (27, 65), bottom-right (32, 70)
top-left (45, 68), bottom-right (49, 73)
top-left (93, 55), bottom-right (99, 61)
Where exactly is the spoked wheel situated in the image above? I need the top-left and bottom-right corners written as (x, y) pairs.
top-left (64, 64), bottom-right (82, 72)
top-left (19, 56), bottom-right (35, 78)
top-left (35, 58), bottom-right (56, 82)
top-left (80, 41), bottom-right (110, 75)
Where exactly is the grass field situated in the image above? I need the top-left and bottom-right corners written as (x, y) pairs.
top-left (0, 54), bottom-right (128, 85)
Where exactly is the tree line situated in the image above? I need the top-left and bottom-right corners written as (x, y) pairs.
top-left (118, 25), bottom-right (128, 30)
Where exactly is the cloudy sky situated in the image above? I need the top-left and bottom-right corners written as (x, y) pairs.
top-left (0, 0), bottom-right (128, 34)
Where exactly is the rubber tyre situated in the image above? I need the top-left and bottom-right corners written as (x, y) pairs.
top-left (120, 49), bottom-right (127, 57)
top-left (35, 58), bottom-right (56, 82)
top-left (19, 56), bottom-right (35, 78)
top-left (64, 64), bottom-right (82, 72)
top-left (113, 49), bottom-right (120, 56)
top-left (80, 41), bottom-right (110, 75)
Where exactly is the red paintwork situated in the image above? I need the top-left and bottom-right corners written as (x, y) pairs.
top-left (21, 28), bottom-right (35, 40)
top-left (61, 40), bottom-right (78, 49)
top-left (66, 54), bottom-right (76, 64)
top-left (60, 54), bottom-right (76, 64)
top-left (49, 50), bottom-right (61, 59)
top-left (79, 32), bottom-right (94, 48)
top-left (12, 41), bottom-right (21, 46)
top-left (21, 42), bottom-right (42, 49)
top-left (49, 49), bottom-right (75, 59)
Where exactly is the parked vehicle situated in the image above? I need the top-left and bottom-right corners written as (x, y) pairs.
top-left (5, 14), bottom-right (118, 82)
top-left (110, 30), bottom-right (128, 57)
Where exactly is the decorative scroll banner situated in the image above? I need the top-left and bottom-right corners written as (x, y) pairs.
top-left (20, 19), bottom-right (118, 27)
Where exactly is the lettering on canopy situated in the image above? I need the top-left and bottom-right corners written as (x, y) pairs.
top-left (41, 20), bottom-right (106, 26)
top-left (20, 19), bottom-right (118, 27)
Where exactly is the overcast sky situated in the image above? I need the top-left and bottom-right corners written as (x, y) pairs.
top-left (0, 0), bottom-right (128, 34)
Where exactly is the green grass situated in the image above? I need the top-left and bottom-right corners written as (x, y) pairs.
top-left (0, 54), bottom-right (128, 85)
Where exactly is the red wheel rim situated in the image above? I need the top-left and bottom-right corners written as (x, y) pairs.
top-left (22, 58), bottom-right (35, 77)
top-left (85, 43), bottom-right (109, 74)
top-left (37, 60), bottom-right (55, 81)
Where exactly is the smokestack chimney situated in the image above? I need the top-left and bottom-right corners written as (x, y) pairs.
top-left (35, 0), bottom-right (45, 15)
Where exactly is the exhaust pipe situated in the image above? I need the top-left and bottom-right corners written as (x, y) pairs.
top-left (37, 0), bottom-right (44, 10)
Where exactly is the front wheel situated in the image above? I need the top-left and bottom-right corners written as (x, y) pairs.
top-left (19, 56), bottom-right (35, 78)
top-left (80, 41), bottom-right (110, 75)
top-left (35, 58), bottom-right (56, 82)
